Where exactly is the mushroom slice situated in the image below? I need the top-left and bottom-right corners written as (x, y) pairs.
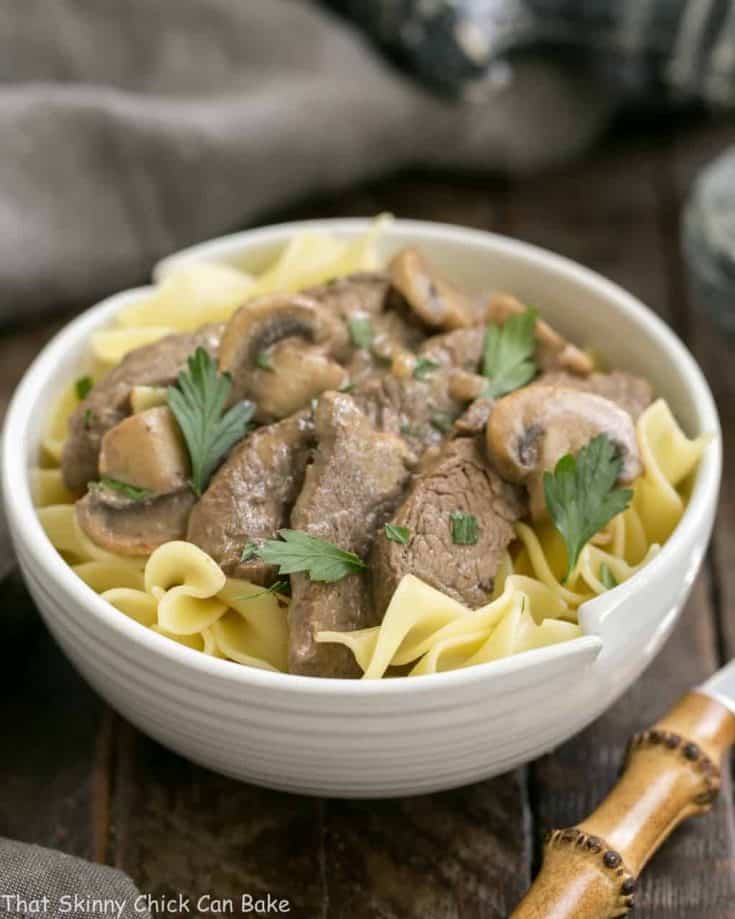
top-left (218, 293), bottom-right (349, 421)
top-left (486, 384), bottom-right (641, 519)
top-left (99, 406), bottom-right (190, 495)
top-left (253, 339), bottom-right (348, 420)
top-left (487, 294), bottom-right (594, 376)
top-left (449, 368), bottom-right (487, 402)
top-left (76, 488), bottom-right (196, 556)
top-left (389, 248), bottom-right (482, 330)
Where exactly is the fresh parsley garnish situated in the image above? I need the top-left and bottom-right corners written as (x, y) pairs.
top-left (167, 347), bottom-right (255, 496)
top-left (339, 381), bottom-right (355, 393)
top-left (544, 434), bottom-right (633, 581)
top-left (482, 307), bottom-right (538, 398)
top-left (430, 411), bottom-right (454, 433)
top-left (348, 315), bottom-right (374, 350)
top-left (599, 563), bottom-right (619, 590)
top-left (98, 477), bottom-right (152, 501)
top-left (75, 375), bottom-right (93, 400)
top-left (256, 350), bottom-right (273, 372)
top-left (400, 422), bottom-right (416, 437)
top-left (83, 408), bottom-right (94, 430)
top-left (241, 541), bottom-right (260, 562)
top-left (384, 523), bottom-right (410, 544)
top-left (413, 358), bottom-right (439, 381)
top-left (450, 511), bottom-right (479, 545)
top-left (255, 529), bottom-right (367, 583)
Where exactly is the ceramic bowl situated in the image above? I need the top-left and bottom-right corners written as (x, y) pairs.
top-left (2, 219), bottom-right (721, 797)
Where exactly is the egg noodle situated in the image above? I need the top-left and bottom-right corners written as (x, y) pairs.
top-left (34, 220), bottom-right (709, 678)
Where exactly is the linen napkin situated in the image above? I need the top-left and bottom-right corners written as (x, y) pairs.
top-left (0, 839), bottom-right (150, 919)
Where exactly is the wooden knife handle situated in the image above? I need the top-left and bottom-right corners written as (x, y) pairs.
top-left (510, 692), bottom-right (735, 919)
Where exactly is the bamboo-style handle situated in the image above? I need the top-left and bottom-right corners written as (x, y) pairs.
top-left (511, 692), bottom-right (735, 919)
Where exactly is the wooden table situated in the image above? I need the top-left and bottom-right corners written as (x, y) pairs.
top-left (3, 116), bottom-right (735, 918)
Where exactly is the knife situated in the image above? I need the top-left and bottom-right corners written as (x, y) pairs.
top-left (510, 660), bottom-right (735, 918)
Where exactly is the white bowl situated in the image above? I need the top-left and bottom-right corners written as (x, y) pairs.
top-left (2, 219), bottom-right (721, 797)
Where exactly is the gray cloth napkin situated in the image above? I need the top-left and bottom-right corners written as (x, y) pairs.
top-left (0, 0), bottom-right (611, 321)
top-left (0, 839), bottom-right (150, 919)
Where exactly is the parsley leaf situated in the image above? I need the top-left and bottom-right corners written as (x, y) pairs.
top-left (413, 357), bottom-right (438, 380)
top-left (384, 523), bottom-right (410, 544)
top-left (75, 375), bottom-right (93, 400)
top-left (430, 410), bottom-right (454, 433)
top-left (241, 541), bottom-right (260, 562)
top-left (348, 315), bottom-right (374, 350)
top-left (450, 511), bottom-right (479, 545)
top-left (599, 563), bottom-right (619, 590)
top-left (167, 347), bottom-right (255, 496)
top-left (482, 307), bottom-right (538, 398)
top-left (544, 434), bottom-right (633, 581)
top-left (256, 529), bottom-right (367, 583)
top-left (98, 477), bottom-right (152, 501)
top-left (256, 350), bottom-right (273, 372)
top-left (83, 408), bottom-right (94, 430)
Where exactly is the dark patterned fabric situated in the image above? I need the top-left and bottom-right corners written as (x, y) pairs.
top-left (330, 0), bottom-right (735, 105)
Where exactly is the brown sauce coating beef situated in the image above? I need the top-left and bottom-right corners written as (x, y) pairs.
top-left (307, 272), bottom-right (427, 386)
top-left (371, 437), bottom-right (526, 615)
top-left (187, 411), bottom-right (315, 585)
top-left (62, 324), bottom-right (222, 492)
top-left (353, 326), bottom-right (485, 452)
top-left (288, 392), bottom-right (414, 677)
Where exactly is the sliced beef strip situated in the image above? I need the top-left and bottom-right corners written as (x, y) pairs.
top-left (541, 370), bottom-right (653, 420)
top-left (62, 324), bottom-right (222, 492)
top-left (371, 436), bottom-right (526, 615)
top-left (288, 392), bottom-right (414, 678)
top-left (352, 326), bottom-right (485, 452)
top-left (187, 411), bottom-right (315, 585)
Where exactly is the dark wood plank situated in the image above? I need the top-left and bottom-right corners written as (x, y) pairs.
top-left (323, 775), bottom-right (530, 919)
top-left (0, 578), bottom-right (105, 859)
top-left (110, 722), bottom-right (326, 919)
top-left (506, 122), bottom-right (735, 916)
top-left (503, 135), bottom-right (675, 326)
top-left (276, 171), bottom-right (510, 234)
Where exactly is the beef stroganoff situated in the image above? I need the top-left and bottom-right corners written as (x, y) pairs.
top-left (34, 218), bottom-right (709, 678)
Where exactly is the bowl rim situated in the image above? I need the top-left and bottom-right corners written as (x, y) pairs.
top-left (2, 217), bottom-right (721, 697)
